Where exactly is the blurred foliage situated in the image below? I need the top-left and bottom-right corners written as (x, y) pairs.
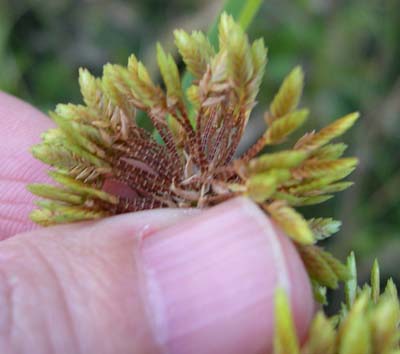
top-left (0, 0), bottom-right (399, 285)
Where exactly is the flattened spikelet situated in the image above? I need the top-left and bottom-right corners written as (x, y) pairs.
top-left (301, 312), bottom-right (336, 354)
top-left (49, 171), bottom-right (118, 205)
top-left (297, 245), bottom-right (341, 289)
top-left (308, 217), bottom-right (342, 241)
top-left (264, 109), bottom-right (309, 144)
top-left (247, 150), bottom-right (308, 174)
top-left (292, 158), bottom-right (358, 180)
top-left (338, 293), bottom-right (371, 354)
top-left (28, 184), bottom-right (84, 205)
top-left (311, 142), bottom-right (348, 160)
top-left (265, 201), bottom-right (314, 244)
top-left (295, 112), bottom-right (359, 151)
top-left (157, 43), bottom-right (183, 102)
top-left (174, 29), bottom-right (214, 79)
top-left (79, 68), bottom-right (102, 109)
top-left (31, 204), bottom-right (108, 226)
top-left (269, 66), bottom-right (304, 120)
top-left (273, 288), bottom-right (300, 354)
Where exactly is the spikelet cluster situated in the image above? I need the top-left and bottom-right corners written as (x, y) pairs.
top-left (274, 253), bottom-right (400, 354)
top-left (29, 13), bottom-right (360, 292)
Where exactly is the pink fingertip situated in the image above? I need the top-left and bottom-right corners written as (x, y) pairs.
top-left (139, 197), bottom-right (314, 354)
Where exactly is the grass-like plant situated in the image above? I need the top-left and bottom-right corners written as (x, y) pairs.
top-left (275, 254), bottom-right (399, 354)
top-left (27, 12), bottom-right (399, 353)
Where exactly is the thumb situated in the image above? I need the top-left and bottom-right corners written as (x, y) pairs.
top-left (0, 197), bottom-right (314, 354)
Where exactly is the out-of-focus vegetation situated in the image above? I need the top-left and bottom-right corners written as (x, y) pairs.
top-left (1, 0), bottom-right (399, 284)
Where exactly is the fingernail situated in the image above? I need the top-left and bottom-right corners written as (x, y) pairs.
top-left (139, 197), bottom-right (313, 354)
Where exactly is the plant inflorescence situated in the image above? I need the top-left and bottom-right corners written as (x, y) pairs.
top-left (29, 13), bottom-right (357, 290)
top-left (28, 12), bottom-right (399, 352)
top-left (274, 254), bottom-right (399, 354)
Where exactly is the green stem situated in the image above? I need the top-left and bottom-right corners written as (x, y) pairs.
top-left (237, 0), bottom-right (263, 31)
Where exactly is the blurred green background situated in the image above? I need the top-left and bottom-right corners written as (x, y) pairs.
top-left (0, 0), bottom-right (399, 288)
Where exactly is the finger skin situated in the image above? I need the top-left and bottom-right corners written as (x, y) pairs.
top-left (0, 198), bottom-right (314, 354)
top-left (0, 208), bottom-right (198, 354)
top-left (0, 92), bottom-right (54, 240)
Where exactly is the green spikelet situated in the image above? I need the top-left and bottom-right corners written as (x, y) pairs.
top-left (48, 171), bottom-right (118, 205)
top-left (156, 43), bottom-right (183, 105)
top-left (292, 158), bottom-right (358, 180)
top-left (247, 150), bottom-right (308, 174)
top-left (297, 245), bottom-right (343, 288)
top-left (174, 29), bottom-right (214, 79)
top-left (246, 173), bottom-right (278, 203)
top-left (311, 143), bottom-right (348, 160)
top-left (273, 288), bottom-right (300, 354)
top-left (266, 201), bottom-right (314, 244)
top-left (225, 21), bottom-right (252, 93)
top-left (264, 109), bottom-right (309, 144)
top-left (371, 259), bottom-right (380, 303)
top-left (308, 217), bottom-right (342, 241)
top-left (295, 112), bottom-right (360, 151)
top-left (79, 68), bottom-right (102, 109)
top-left (28, 184), bottom-right (84, 205)
top-left (301, 312), bottom-right (336, 354)
top-left (31, 204), bottom-right (108, 226)
top-left (250, 38), bottom-right (268, 101)
top-left (338, 292), bottom-right (371, 354)
top-left (218, 12), bottom-right (237, 51)
top-left (127, 54), bottom-right (165, 108)
top-left (246, 170), bottom-right (291, 203)
top-left (344, 252), bottom-right (358, 309)
top-left (269, 66), bottom-right (304, 121)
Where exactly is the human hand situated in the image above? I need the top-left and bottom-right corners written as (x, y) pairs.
top-left (0, 92), bottom-right (314, 354)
